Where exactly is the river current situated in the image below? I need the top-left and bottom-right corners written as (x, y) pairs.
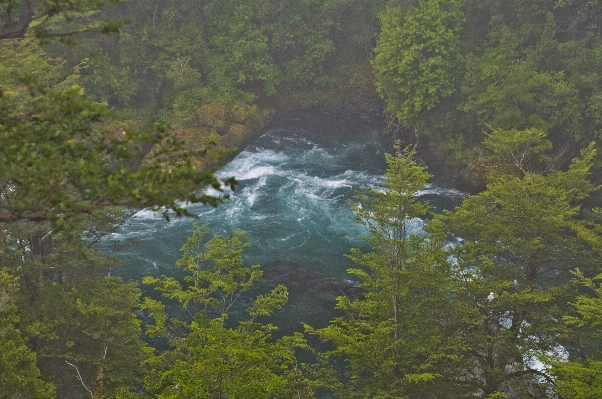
top-left (100, 113), bottom-right (464, 333)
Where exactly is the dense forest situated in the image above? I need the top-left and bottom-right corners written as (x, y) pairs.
top-left (3, 0), bottom-right (602, 398)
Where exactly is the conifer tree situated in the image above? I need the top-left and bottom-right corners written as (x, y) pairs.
top-left (310, 142), bottom-right (471, 398)
top-left (0, 270), bottom-right (55, 399)
top-left (439, 129), bottom-right (602, 397)
top-left (372, 0), bottom-right (464, 123)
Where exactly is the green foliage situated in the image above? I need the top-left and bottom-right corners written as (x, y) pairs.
top-left (206, 2), bottom-right (281, 96)
top-left (28, 276), bottom-right (151, 398)
top-left (59, 0), bottom-right (384, 138)
top-left (372, 0), bottom-right (464, 123)
top-left (143, 224), bottom-right (262, 322)
top-left (310, 142), bottom-right (471, 398)
top-left (7, 1), bottom-right (602, 398)
top-left (438, 130), bottom-right (602, 395)
top-left (0, 270), bottom-right (55, 399)
top-left (0, 0), bottom-right (124, 42)
top-left (480, 127), bottom-right (553, 175)
top-left (545, 271), bottom-right (602, 398)
top-left (266, 0), bottom-right (339, 87)
top-left (1, 198), bottom-right (153, 397)
top-left (372, 0), bottom-right (602, 168)
top-left (46, 0), bottom-right (374, 163)
top-left (143, 225), bottom-right (317, 398)
top-left (3, 220), bottom-right (152, 398)
top-left (549, 359), bottom-right (602, 399)
top-left (0, 39), bottom-right (231, 231)
top-left (461, 22), bottom-right (582, 139)
top-left (350, 142), bottom-right (432, 261)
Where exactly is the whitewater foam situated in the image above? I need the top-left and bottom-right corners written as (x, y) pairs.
top-left (417, 187), bottom-right (465, 198)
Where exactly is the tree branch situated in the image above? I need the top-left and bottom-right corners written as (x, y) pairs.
top-left (65, 359), bottom-right (93, 397)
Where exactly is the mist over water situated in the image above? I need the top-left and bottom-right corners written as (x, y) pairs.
top-left (100, 113), bottom-right (464, 332)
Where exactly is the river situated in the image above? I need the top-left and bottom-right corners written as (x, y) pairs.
top-left (99, 112), bottom-right (464, 334)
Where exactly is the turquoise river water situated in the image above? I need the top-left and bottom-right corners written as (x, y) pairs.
top-left (99, 113), bottom-right (464, 335)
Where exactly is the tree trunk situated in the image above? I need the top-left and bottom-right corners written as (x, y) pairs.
top-left (392, 292), bottom-right (399, 346)
top-left (92, 346), bottom-right (107, 399)
top-left (0, 222), bottom-right (5, 268)
top-left (0, 192), bottom-right (4, 268)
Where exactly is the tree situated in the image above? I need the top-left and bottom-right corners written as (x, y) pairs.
top-left (206, 1), bottom-right (281, 97)
top-left (0, 33), bottom-right (183, 396)
top-left (142, 225), bottom-right (316, 398)
top-left (372, 0), bottom-right (464, 123)
top-left (266, 0), bottom-right (338, 87)
top-left (0, 270), bottom-right (55, 399)
top-left (26, 276), bottom-right (151, 399)
top-left (309, 142), bottom-right (472, 398)
top-left (438, 128), bottom-right (602, 397)
top-left (0, 37), bottom-right (232, 230)
top-left (368, 0), bottom-right (602, 174)
top-left (461, 18), bottom-right (583, 141)
top-left (545, 269), bottom-right (602, 398)
top-left (0, 0), bottom-right (124, 42)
